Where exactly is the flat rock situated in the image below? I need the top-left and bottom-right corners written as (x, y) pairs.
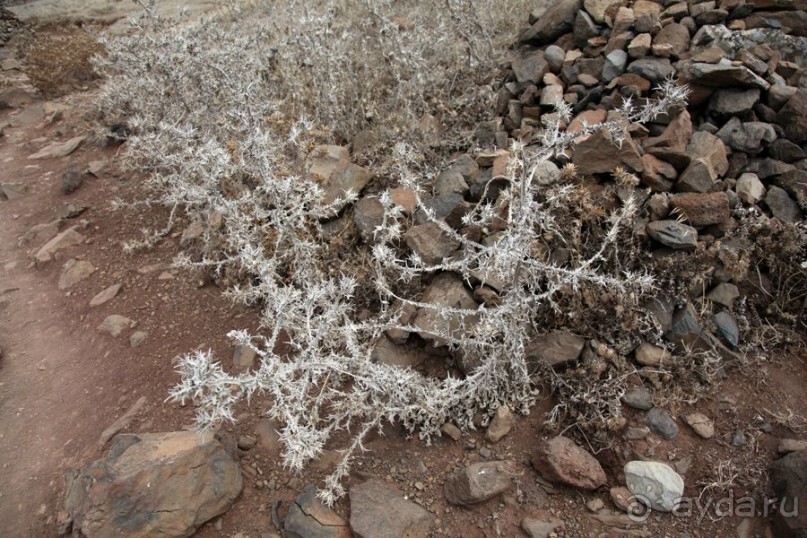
top-left (707, 283), bottom-right (740, 308)
top-left (669, 192), bottom-right (730, 227)
top-left (521, 512), bottom-right (563, 538)
top-left (624, 461), bottom-right (684, 512)
top-left (646, 221), bottom-right (698, 250)
top-left (680, 62), bottom-right (770, 90)
top-left (532, 436), bottom-right (607, 490)
top-left (19, 219), bottom-right (61, 246)
top-left (1, 181), bottom-right (27, 200)
top-left (709, 88), bottom-right (760, 116)
top-left (572, 130), bottom-right (644, 175)
top-left (765, 186), bottom-right (801, 223)
top-left (512, 49), bottom-right (550, 84)
top-left (653, 22), bottom-right (689, 57)
top-left (58, 259), bottom-right (95, 290)
top-left (684, 412), bottom-right (714, 439)
top-left (622, 388), bottom-right (653, 410)
top-left (28, 136), bottom-right (85, 160)
top-left (712, 311), bottom-right (740, 347)
top-left (349, 479), bottom-right (433, 538)
top-left (646, 407), bottom-right (679, 440)
top-left (778, 439), bottom-right (807, 454)
top-left (626, 57), bottom-right (675, 83)
top-left (35, 226), bottom-right (86, 263)
top-left (90, 283), bottom-right (122, 307)
top-left (63, 431), bottom-right (242, 538)
top-left (285, 485), bottom-right (352, 538)
top-left (634, 342), bottom-right (670, 366)
top-left (371, 337), bottom-right (429, 369)
top-left (521, 0), bottom-right (581, 45)
top-left (444, 460), bottom-right (516, 505)
top-left (526, 330), bottom-right (586, 368)
top-left (98, 315), bottom-right (136, 338)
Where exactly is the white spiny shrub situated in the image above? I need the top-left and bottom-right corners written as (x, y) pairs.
top-left (97, 0), bottom-right (688, 504)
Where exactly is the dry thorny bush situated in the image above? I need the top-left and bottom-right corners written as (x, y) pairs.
top-left (94, 0), bottom-right (804, 503)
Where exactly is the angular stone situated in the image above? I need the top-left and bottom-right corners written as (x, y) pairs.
top-left (770, 450), bottom-right (807, 537)
top-left (628, 33), bottom-right (652, 58)
top-left (350, 479), bottom-right (433, 538)
top-left (646, 408), bottom-right (679, 440)
top-left (709, 88), bottom-right (760, 116)
top-left (744, 158), bottom-right (796, 180)
top-left (19, 219), bottom-right (61, 246)
top-left (677, 159), bottom-right (717, 193)
top-left (712, 311), bottom-right (740, 347)
top-left (371, 337), bottom-right (429, 369)
top-left (28, 136), bottom-right (86, 160)
top-left (645, 110), bottom-right (693, 155)
top-left (512, 50), bottom-right (550, 84)
top-left (285, 485), bottom-right (352, 538)
top-left (521, 513), bottom-right (563, 538)
top-left (354, 196), bottom-right (385, 242)
top-left (526, 330), bottom-right (586, 368)
top-left (583, 0), bottom-right (621, 23)
top-left (778, 439), bottom-right (807, 454)
top-left (722, 121), bottom-right (777, 154)
top-left (307, 146), bottom-right (372, 210)
top-left (486, 405), bottom-right (515, 443)
top-left (603, 49), bottom-right (628, 82)
top-left (444, 461), bottom-right (516, 505)
top-left (574, 9), bottom-right (601, 45)
top-left (624, 461), bottom-right (684, 512)
top-left (405, 223), bottom-right (461, 266)
top-left (627, 58), bottom-right (675, 83)
top-left (622, 388), bottom-right (653, 410)
top-left (646, 220), bottom-right (698, 249)
top-left (521, 0), bottom-right (582, 45)
top-left (98, 315), bottom-right (136, 338)
top-left (640, 154), bottom-right (676, 191)
top-left (684, 412), bottom-right (715, 439)
top-left (707, 283), bottom-right (740, 308)
top-left (1, 181), bottom-right (27, 200)
top-left (688, 131), bottom-right (729, 176)
top-left (413, 273), bottom-right (477, 348)
top-left (669, 192), bottom-right (730, 227)
top-left (775, 89), bottom-right (807, 144)
top-left (233, 344), bottom-right (257, 372)
top-left (736, 173), bottom-right (766, 204)
top-left (665, 303), bottom-right (703, 348)
top-left (129, 331), bottom-right (148, 348)
top-left (680, 62), bottom-right (770, 90)
top-left (63, 432), bottom-right (242, 538)
top-left (634, 342), bottom-right (670, 366)
top-left (35, 226), bottom-right (85, 263)
top-left (532, 436), bottom-right (607, 490)
top-left (768, 139), bottom-right (806, 164)
top-left (572, 130), bottom-right (644, 175)
top-left (653, 22), bottom-right (689, 58)
top-left (765, 186), bottom-right (801, 223)
top-left (390, 187), bottom-right (418, 215)
top-left (567, 109), bottom-right (607, 135)
top-left (540, 84), bottom-right (565, 108)
top-left (633, 0), bottom-right (661, 33)
top-left (773, 170), bottom-right (807, 211)
top-left (58, 259), bottom-right (95, 290)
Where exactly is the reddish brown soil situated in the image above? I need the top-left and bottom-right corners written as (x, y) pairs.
top-left (2, 31), bottom-right (807, 538)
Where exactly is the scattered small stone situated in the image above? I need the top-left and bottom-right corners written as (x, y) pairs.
top-left (609, 486), bottom-right (634, 512)
top-left (441, 423), bottom-right (462, 441)
top-left (646, 220), bottom-right (698, 250)
top-left (90, 283), bottom-right (122, 307)
top-left (622, 388), bottom-right (653, 411)
top-left (60, 170), bottom-right (84, 195)
top-left (28, 136), bottom-right (86, 160)
top-left (129, 331), bottom-right (148, 348)
top-left (634, 342), bottom-right (669, 366)
top-left (521, 512), bottom-right (563, 538)
top-left (35, 226), bottom-right (85, 263)
top-left (712, 311), bottom-right (740, 347)
top-left (732, 429), bottom-right (746, 448)
top-left (586, 497), bottom-right (605, 512)
top-left (98, 315), bottom-right (136, 338)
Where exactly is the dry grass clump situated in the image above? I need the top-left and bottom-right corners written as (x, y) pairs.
top-left (21, 24), bottom-right (103, 97)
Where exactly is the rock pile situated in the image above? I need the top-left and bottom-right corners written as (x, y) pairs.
top-left (0, 8), bottom-right (22, 45)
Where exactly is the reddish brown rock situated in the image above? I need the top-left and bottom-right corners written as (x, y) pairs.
top-left (532, 436), bottom-right (607, 490)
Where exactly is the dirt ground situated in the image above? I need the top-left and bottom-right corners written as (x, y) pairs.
top-left (2, 5), bottom-right (807, 538)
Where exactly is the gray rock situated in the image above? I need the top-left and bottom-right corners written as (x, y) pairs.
top-left (765, 186), bottom-right (801, 222)
top-left (354, 196), bottom-right (385, 242)
top-left (680, 62), bottom-right (770, 90)
top-left (63, 432), bottom-right (242, 538)
top-left (707, 283), bottom-right (740, 308)
top-left (129, 331), bottom-right (148, 348)
top-left (526, 330), bottom-right (586, 368)
top-left (58, 258), bottom-right (95, 290)
top-left (627, 58), bottom-right (675, 83)
top-left (774, 170), bottom-right (807, 211)
top-left (1, 181), bottom-right (27, 200)
top-left (512, 49), bottom-right (550, 84)
top-left (665, 303), bottom-right (704, 349)
top-left (624, 461), bottom-right (685, 512)
top-left (768, 139), bottom-right (807, 164)
top-left (771, 450), bottom-right (807, 537)
top-left (603, 49), bottom-right (628, 82)
top-left (744, 158), bottom-right (796, 180)
top-left (775, 89), bottom-right (807, 144)
top-left (98, 315), bottom-right (136, 338)
top-left (285, 485), bottom-right (352, 538)
top-left (583, 0), bottom-right (621, 23)
top-left (521, 0), bottom-right (581, 45)
top-left (307, 145), bottom-right (373, 210)
top-left (350, 479), bottom-right (433, 538)
top-left (414, 193), bottom-right (466, 226)
top-left (371, 337), bottom-right (429, 369)
top-left (405, 223), bottom-right (461, 266)
top-left (233, 343), bottom-right (257, 372)
top-left (444, 460), bottom-right (516, 505)
top-left (574, 9), bottom-right (601, 44)
top-left (736, 173), bottom-right (766, 205)
top-left (521, 513), bottom-right (563, 538)
top-left (486, 405), bottom-right (515, 443)
top-left (19, 219), bottom-right (61, 246)
top-left (724, 122), bottom-right (777, 154)
top-left (28, 136), bottom-right (86, 160)
top-left (61, 170), bottom-right (84, 195)
top-left (532, 436), bottom-right (607, 490)
top-left (90, 283), bottom-right (122, 307)
top-left (545, 45), bottom-right (566, 73)
top-left (712, 311), bottom-right (740, 347)
top-left (412, 273), bottom-right (478, 348)
top-left (622, 388), bottom-right (653, 410)
top-left (778, 439), bottom-right (807, 454)
top-left (646, 407), bottom-right (679, 440)
top-left (709, 88), bottom-right (760, 116)
top-left (676, 158), bottom-right (717, 193)
top-left (646, 221), bottom-right (698, 250)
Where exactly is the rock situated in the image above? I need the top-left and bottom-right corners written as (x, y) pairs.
top-left (688, 131), bottom-right (729, 177)
top-left (98, 315), bottom-right (136, 338)
top-left (683, 412), bottom-right (714, 439)
top-left (531, 436), bottom-right (607, 490)
top-left (634, 343), bottom-right (670, 366)
top-left (774, 170), bottom-right (807, 211)
top-left (771, 450), bottom-right (807, 537)
top-left (307, 145), bottom-right (373, 210)
top-left (390, 188), bottom-right (417, 215)
top-left (349, 479), bottom-right (433, 538)
top-left (57, 203), bottom-right (89, 219)
top-left (444, 460), bottom-right (516, 505)
top-left (540, 84), bottom-right (564, 108)
top-left (774, 89), bottom-right (807, 144)
top-left (130, 331), bottom-right (148, 348)
top-left (441, 423), bottom-right (462, 441)
top-left (736, 173), bottom-right (766, 205)
top-left (622, 388), bottom-right (653, 410)
top-left (644, 109), bottom-right (693, 154)
top-left (34, 226), bottom-right (85, 263)
top-left (486, 405), bottom-right (515, 443)
top-left (521, 0), bottom-right (581, 45)
top-left (545, 45), bottom-right (566, 73)
top-left (628, 33), bottom-right (652, 58)
top-left (232, 343), bottom-right (257, 372)
top-left (709, 88), bottom-right (760, 116)
top-left (63, 431), bottom-right (242, 537)
top-left (669, 192), bottom-right (729, 227)
top-left (624, 461), bottom-right (684, 512)
top-left (765, 186), bottom-right (801, 222)
top-left (744, 158), bottom-right (796, 180)
top-left (676, 158), bottom-right (718, 193)
top-left (768, 85), bottom-right (798, 111)
top-left (653, 22), bottom-right (689, 58)
top-left (180, 220), bottom-right (205, 248)
top-left (521, 512), bottom-right (563, 538)
top-left (665, 303), bottom-right (704, 349)
top-left (354, 196), bottom-right (385, 242)
top-left (567, 109), bottom-right (608, 135)
top-left (768, 139), bottom-right (807, 164)
top-left (609, 486), bottom-right (634, 512)
top-left (1, 181), bottom-right (27, 200)
top-left (646, 408), bottom-right (679, 440)
top-left (90, 283), bottom-right (122, 307)
top-left (583, 0), bottom-right (621, 23)
top-left (627, 58), bottom-right (675, 83)
top-left (722, 121), bottom-right (777, 154)
top-left (97, 396), bottom-right (148, 448)
top-left (707, 283), bottom-right (740, 308)
top-left (414, 193), bottom-right (467, 226)
top-left (58, 258), bottom-right (95, 290)
top-left (371, 337), bottom-right (429, 369)
top-left (712, 311), bottom-right (740, 347)
top-left (572, 130), bottom-right (644, 175)
top-left (434, 169), bottom-right (469, 197)
top-left (512, 50), bottom-right (550, 84)
top-left (603, 50), bottom-right (627, 82)
top-left (574, 10), bottom-right (600, 45)
top-left (646, 221), bottom-right (698, 250)
top-left (404, 223), bottom-right (461, 266)
top-left (285, 485), bottom-right (352, 538)
top-left (526, 330), bottom-right (586, 368)
top-left (633, 0), bottom-right (661, 33)
top-left (680, 62), bottom-right (770, 90)
top-left (778, 439), bottom-right (807, 454)
top-left (28, 136), bottom-right (86, 160)
top-left (19, 219), bottom-right (61, 246)
top-left (412, 273), bottom-right (477, 349)
top-left (533, 160), bottom-right (562, 185)
top-left (61, 170), bottom-right (84, 195)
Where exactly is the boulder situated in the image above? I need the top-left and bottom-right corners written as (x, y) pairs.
top-left (62, 432), bottom-right (242, 537)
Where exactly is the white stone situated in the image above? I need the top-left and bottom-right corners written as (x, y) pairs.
top-left (624, 461), bottom-right (684, 512)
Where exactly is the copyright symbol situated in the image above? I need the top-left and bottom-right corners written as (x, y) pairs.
top-left (627, 494), bottom-right (652, 523)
